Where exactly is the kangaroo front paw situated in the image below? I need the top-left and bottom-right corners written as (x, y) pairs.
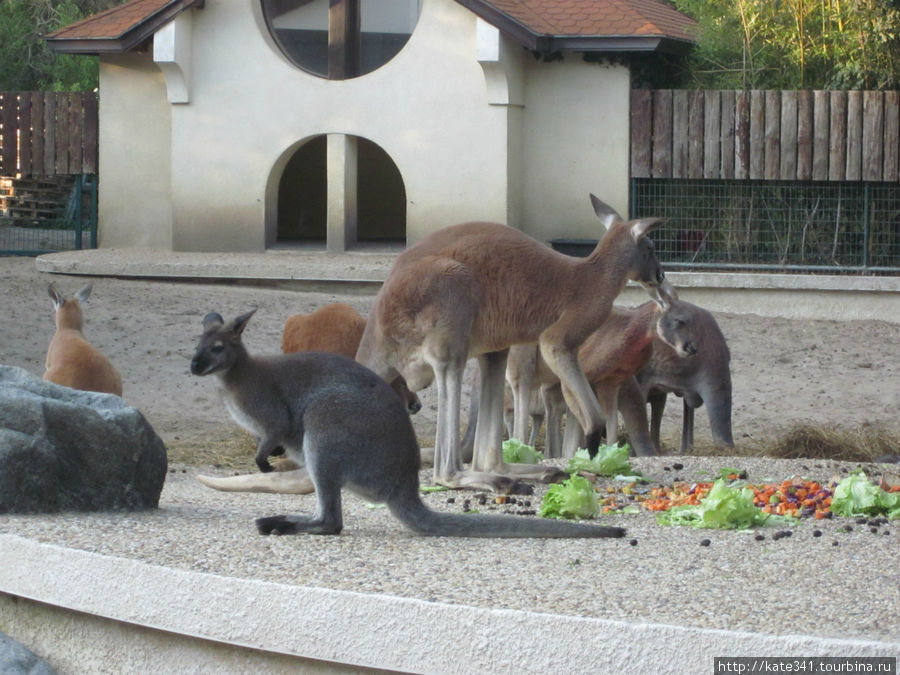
top-left (256, 515), bottom-right (298, 535)
top-left (256, 457), bottom-right (274, 473)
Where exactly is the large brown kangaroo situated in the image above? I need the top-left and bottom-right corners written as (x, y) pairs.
top-left (355, 195), bottom-right (665, 492)
top-left (190, 310), bottom-right (624, 538)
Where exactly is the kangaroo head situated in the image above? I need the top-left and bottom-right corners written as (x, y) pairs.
top-left (590, 194), bottom-right (665, 289)
top-left (48, 282), bottom-right (93, 331)
top-left (651, 281), bottom-right (697, 358)
top-left (190, 308), bottom-right (257, 376)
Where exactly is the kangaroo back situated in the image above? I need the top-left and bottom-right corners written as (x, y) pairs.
top-left (281, 303), bottom-right (366, 358)
top-left (44, 283), bottom-right (123, 397)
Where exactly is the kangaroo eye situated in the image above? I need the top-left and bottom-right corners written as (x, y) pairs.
top-left (211, 343), bottom-right (225, 353)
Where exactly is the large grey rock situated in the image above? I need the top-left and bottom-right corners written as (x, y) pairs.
top-left (0, 366), bottom-right (167, 513)
top-left (0, 632), bottom-right (56, 675)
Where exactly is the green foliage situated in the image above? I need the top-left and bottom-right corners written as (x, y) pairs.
top-left (673, 0), bottom-right (900, 90)
top-left (0, 0), bottom-right (124, 92)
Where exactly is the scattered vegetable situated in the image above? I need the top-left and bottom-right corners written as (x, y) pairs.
top-left (830, 471), bottom-right (900, 519)
top-left (656, 479), bottom-right (771, 529)
top-left (539, 474), bottom-right (598, 520)
top-left (566, 445), bottom-right (634, 477)
top-left (502, 438), bottom-right (544, 464)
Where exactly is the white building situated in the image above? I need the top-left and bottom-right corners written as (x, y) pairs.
top-left (48, 0), bottom-right (695, 253)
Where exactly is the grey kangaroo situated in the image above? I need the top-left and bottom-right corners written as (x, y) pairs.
top-left (189, 309), bottom-right (625, 538)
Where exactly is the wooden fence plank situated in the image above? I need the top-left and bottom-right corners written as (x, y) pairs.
top-left (779, 90), bottom-right (798, 179)
top-left (651, 89), bottom-right (672, 178)
top-left (671, 90), bottom-right (688, 178)
top-left (749, 90), bottom-right (765, 179)
top-left (18, 93), bottom-right (32, 176)
top-left (54, 93), bottom-right (69, 175)
top-left (845, 90), bottom-right (862, 181)
top-left (630, 90), bottom-right (651, 178)
top-left (687, 90), bottom-right (704, 179)
top-left (812, 90), bottom-right (829, 180)
top-left (0, 92), bottom-right (17, 175)
top-left (764, 90), bottom-right (781, 179)
top-left (734, 90), bottom-right (750, 179)
top-left (828, 90), bottom-right (846, 181)
top-left (703, 90), bottom-right (720, 178)
top-left (43, 93), bottom-right (56, 174)
top-left (884, 91), bottom-right (899, 182)
top-left (862, 90), bottom-right (884, 182)
top-left (68, 91), bottom-right (83, 175)
top-left (82, 91), bottom-right (98, 175)
top-left (721, 90), bottom-right (736, 179)
top-left (796, 90), bottom-right (813, 180)
top-left (31, 93), bottom-right (45, 176)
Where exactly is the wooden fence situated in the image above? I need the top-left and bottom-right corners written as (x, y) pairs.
top-left (631, 89), bottom-right (900, 183)
top-left (0, 91), bottom-right (98, 177)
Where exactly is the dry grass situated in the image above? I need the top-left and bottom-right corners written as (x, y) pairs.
top-left (166, 422), bottom-right (900, 469)
top-left (166, 430), bottom-right (257, 470)
top-left (760, 422), bottom-right (900, 463)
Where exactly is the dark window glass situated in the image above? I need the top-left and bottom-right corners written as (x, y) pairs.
top-left (261, 0), bottom-right (419, 79)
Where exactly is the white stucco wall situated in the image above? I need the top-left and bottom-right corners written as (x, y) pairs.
top-left (94, 0), bottom-right (633, 253)
top-left (521, 58), bottom-right (631, 245)
top-left (97, 54), bottom-right (173, 248)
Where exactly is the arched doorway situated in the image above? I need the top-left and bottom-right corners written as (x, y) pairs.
top-left (273, 134), bottom-right (407, 249)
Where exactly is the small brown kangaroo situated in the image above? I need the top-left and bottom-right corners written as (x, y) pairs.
top-left (189, 309), bottom-right (625, 538)
top-left (44, 282), bottom-right (123, 396)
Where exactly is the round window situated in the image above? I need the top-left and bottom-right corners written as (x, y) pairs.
top-left (261, 0), bottom-right (420, 80)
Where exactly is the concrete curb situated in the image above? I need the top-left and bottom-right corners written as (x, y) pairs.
top-left (1, 535), bottom-right (897, 673)
top-left (35, 248), bottom-right (900, 324)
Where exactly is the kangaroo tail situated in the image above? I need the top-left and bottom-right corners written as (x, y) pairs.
top-left (196, 469), bottom-right (315, 494)
top-left (389, 489), bottom-right (624, 539)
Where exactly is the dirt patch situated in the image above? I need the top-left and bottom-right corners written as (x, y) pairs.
top-left (2, 255), bottom-right (898, 465)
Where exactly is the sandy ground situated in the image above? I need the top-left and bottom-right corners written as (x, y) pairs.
top-left (2, 255), bottom-right (898, 458)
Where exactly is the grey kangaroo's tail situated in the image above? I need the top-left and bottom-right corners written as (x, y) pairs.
top-left (389, 490), bottom-right (625, 539)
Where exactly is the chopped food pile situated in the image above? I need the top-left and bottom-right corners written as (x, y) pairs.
top-left (532, 449), bottom-right (900, 527)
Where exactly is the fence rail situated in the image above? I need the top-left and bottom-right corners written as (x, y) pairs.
top-left (0, 91), bottom-right (98, 177)
top-left (631, 89), bottom-right (900, 184)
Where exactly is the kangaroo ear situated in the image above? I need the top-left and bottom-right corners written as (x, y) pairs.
top-left (48, 283), bottom-right (63, 309)
top-left (75, 283), bottom-right (93, 303)
top-left (590, 194), bottom-right (622, 230)
top-left (653, 279), bottom-right (678, 309)
top-left (631, 217), bottom-right (666, 241)
top-left (202, 312), bottom-right (224, 330)
top-left (231, 308), bottom-right (258, 335)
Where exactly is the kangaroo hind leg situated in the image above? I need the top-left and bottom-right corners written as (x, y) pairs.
top-left (256, 439), bottom-right (344, 535)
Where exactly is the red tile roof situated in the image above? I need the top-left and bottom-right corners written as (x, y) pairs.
top-left (47, 0), bottom-right (694, 54)
top-left (46, 0), bottom-right (203, 53)
top-left (483, 0), bottom-right (695, 41)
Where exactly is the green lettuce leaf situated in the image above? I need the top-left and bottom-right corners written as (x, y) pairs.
top-left (657, 479), bottom-right (769, 529)
top-left (831, 471), bottom-right (900, 519)
top-left (502, 438), bottom-right (544, 464)
top-left (539, 474), bottom-right (598, 520)
top-left (565, 445), bottom-right (633, 477)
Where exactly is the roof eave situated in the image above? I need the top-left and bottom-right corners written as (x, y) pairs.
top-left (45, 0), bottom-right (203, 55)
top-left (552, 36), bottom-right (695, 55)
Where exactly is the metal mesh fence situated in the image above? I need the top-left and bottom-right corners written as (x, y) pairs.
top-left (630, 179), bottom-right (900, 274)
top-left (0, 175), bottom-right (96, 255)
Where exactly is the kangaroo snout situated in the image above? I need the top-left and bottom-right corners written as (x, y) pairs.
top-left (679, 340), bottom-right (698, 357)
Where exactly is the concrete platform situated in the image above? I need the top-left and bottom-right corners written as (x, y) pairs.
top-left (36, 247), bottom-right (900, 323)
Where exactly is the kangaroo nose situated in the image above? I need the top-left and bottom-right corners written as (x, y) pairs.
top-left (189, 357), bottom-right (204, 375)
top-left (656, 268), bottom-right (665, 284)
top-left (684, 341), bottom-right (697, 356)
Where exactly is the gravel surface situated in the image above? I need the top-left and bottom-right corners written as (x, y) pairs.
top-left (1, 456), bottom-right (898, 643)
